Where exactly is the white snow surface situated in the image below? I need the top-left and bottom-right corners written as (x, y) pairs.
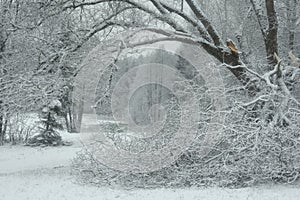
top-left (1, 118), bottom-right (300, 200)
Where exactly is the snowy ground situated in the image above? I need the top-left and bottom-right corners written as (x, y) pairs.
top-left (1, 116), bottom-right (300, 200)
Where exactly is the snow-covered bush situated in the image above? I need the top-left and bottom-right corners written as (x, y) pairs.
top-left (4, 113), bottom-right (39, 144)
top-left (73, 98), bottom-right (300, 189)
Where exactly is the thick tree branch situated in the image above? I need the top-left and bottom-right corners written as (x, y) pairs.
top-left (159, 2), bottom-right (212, 42)
top-left (149, 0), bottom-right (167, 14)
top-left (250, 0), bottom-right (266, 39)
top-left (185, 0), bottom-right (223, 46)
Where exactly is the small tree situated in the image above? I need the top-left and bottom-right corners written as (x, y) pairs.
top-left (39, 100), bottom-right (63, 133)
top-left (28, 100), bottom-right (63, 146)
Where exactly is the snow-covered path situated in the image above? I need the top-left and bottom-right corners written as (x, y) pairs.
top-left (1, 133), bottom-right (300, 200)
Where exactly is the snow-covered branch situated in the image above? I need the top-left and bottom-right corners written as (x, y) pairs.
top-left (185, 0), bottom-right (223, 46)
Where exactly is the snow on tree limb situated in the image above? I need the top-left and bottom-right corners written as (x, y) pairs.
top-left (185, 0), bottom-right (223, 46)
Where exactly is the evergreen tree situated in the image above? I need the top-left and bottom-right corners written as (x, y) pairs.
top-left (28, 100), bottom-right (63, 146)
top-left (39, 100), bottom-right (63, 133)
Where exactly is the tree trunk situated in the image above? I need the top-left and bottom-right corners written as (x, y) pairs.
top-left (71, 99), bottom-right (84, 133)
top-left (62, 96), bottom-right (84, 133)
top-left (0, 7), bottom-right (6, 145)
top-left (64, 112), bottom-right (70, 132)
top-left (0, 113), bottom-right (3, 145)
top-left (265, 0), bottom-right (278, 65)
top-left (45, 112), bottom-right (51, 132)
top-left (287, 0), bottom-right (297, 51)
